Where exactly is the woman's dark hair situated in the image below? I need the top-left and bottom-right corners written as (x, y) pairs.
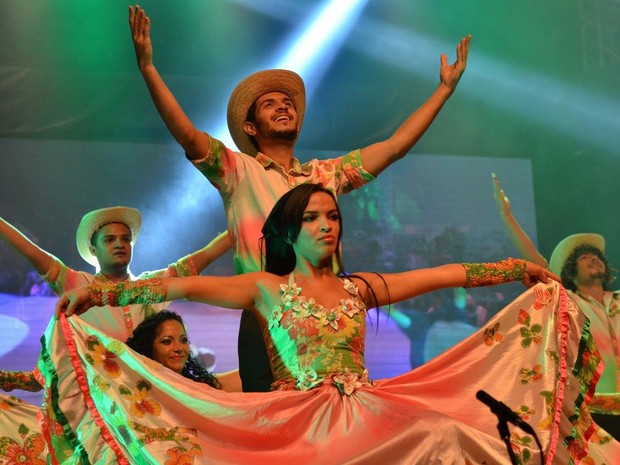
top-left (260, 183), bottom-right (344, 276)
top-left (125, 310), bottom-right (221, 389)
top-left (560, 244), bottom-right (616, 291)
top-left (260, 183), bottom-right (386, 327)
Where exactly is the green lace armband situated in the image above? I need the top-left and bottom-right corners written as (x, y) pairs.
top-left (87, 278), bottom-right (167, 307)
top-left (462, 258), bottom-right (527, 288)
top-left (0, 370), bottom-right (42, 392)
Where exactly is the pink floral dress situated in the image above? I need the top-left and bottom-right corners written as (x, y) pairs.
top-left (267, 274), bottom-right (372, 395)
top-left (30, 281), bottom-right (620, 464)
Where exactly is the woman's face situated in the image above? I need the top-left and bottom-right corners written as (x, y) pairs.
top-left (293, 191), bottom-right (341, 265)
top-left (151, 320), bottom-right (190, 373)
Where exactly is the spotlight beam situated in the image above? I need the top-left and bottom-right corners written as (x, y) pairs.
top-left (348, 18), bottom-right (620, 155)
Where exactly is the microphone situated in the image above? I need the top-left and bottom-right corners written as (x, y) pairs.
top-left (476, 390), bottom-right (535, 435)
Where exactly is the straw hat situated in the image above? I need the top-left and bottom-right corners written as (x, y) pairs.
top-left (76, 207), bottom-right (142, 267)
top-left (548, 233), bottom-right (605, 275)
top-left (227, 69), bottom-right (306, 156)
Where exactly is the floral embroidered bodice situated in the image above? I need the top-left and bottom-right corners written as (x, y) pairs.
top-left (265, 273), bottom-right (371, 394)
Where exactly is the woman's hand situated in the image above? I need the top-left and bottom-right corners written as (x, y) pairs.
top-left (55, 286), bottom-right (91, 319)
top-left (522, 261), bottom-right (559, 287)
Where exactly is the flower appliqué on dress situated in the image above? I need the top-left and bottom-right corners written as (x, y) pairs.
top-left (281, 283), bottom-right (301, 304)
top-left (332, 369), bottom-right (372, 396)
top-left (268, 305), bottom-right (283, 329)
top-left (483, 322), bottom-right (504, 346)
top-left (518, 364), bottom-right (544, 384)
top-left (84, 335), bottom-right (126, 379)
top-left (341, 299), bottom-right (364, 318)
top-left (295, 367), bottom-right (320, 391)
top-left (321, 308), bottom-right (342, 330)
top-left (532, 285), bottom-right (554, 310)
top-left (0, 425), bottom-right (46, 465)
top-left (517, 309), bottom-right (543, 348)
top-left (508, 431), bottom-right (536, 464)
top-left (0, 395), bottom-right (24, 413)
top-left (164, 446), bottom-right (200, 465)
top-left (119, 379), bottom-right (162, 419)
top-left (342, 278), bottom-right (358, 296)
top-left (269, 284), bottom-right (303, 329)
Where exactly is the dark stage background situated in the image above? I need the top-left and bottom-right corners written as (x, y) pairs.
top-left (1, 0), bottom-right (618, 403)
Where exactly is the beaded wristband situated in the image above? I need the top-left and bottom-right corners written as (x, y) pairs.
top-left (87, 278), bottom-right (167, 307)
top-left (463, 258), bottom-right (527, 288)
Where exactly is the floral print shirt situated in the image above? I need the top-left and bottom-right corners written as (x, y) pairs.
top-left (40, 254), bottom-right (197, 341)
top-left (569, 290), bottom-right (620, 395)
top-left (191, 136), bottom-right (374, 274)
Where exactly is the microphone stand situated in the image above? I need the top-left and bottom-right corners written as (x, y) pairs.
top-left (476, 390), bottom-right (543, 465)
top-left (495, 415), bottom-right (518, 465)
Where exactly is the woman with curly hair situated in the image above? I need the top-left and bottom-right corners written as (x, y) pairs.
top-left (125, 310), bottom-right (240, 392)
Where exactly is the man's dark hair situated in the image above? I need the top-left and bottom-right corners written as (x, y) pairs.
top-left (560, 244), bottom-right (616, 291)
top-left (245, 101), bottom-right (259, 153)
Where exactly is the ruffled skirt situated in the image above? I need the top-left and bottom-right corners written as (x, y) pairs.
top-left (7, 281), bottom-right (619, 464)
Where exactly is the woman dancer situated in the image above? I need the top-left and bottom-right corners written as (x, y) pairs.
top-left (52, 184), bottom-right (611, 464)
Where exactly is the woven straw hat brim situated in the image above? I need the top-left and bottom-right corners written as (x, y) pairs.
top-left (75, 206), bottom-right (142, 267)
top-left (548, 233), bottom-right (605, 275)
top-left (227, 69), bottom-right (305, 156)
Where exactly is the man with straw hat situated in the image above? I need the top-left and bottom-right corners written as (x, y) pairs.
top-left (0, 207), bottom-right (229, 346)
top-left (129, 5), bottom-right (471, 391)
top-left (548, 234), bottom-right (620, 434)
top-left (0, 209), bottom-right (229, 462)
top-left (493, 175), bottom-right (619, 439)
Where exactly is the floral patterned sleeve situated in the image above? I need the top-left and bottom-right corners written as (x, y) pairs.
top-left (332, 150), bottom-right (375, 194)
top-left (189, 135), bottom-right (235, 192)
top-left (589, 393), bottom-right (620, 415)
top-left (0, 370), bottom-right (42, 392)
top-left (40, 255), bottom-right (95, 294)
top-left (462, 258), bottom-right (527, 288)
top-left (87, 278), bottom-right (167, 307)
top-left (137, 254), bottom-right (197, 280)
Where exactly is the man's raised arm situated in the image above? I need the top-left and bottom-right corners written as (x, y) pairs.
top-left (360, 35), bottom-right (471, 176)
top-left (0, 216), bottom-right (52, 276)
top-left (129, 5), bottom-right (211, 160)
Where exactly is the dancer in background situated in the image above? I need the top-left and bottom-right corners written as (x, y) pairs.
top-left (494, 173), bottom-right (620, 442)
top-left (0, 207), bottom-right (229, 344)
top-left (0, 208), bottom-right (230, 463)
